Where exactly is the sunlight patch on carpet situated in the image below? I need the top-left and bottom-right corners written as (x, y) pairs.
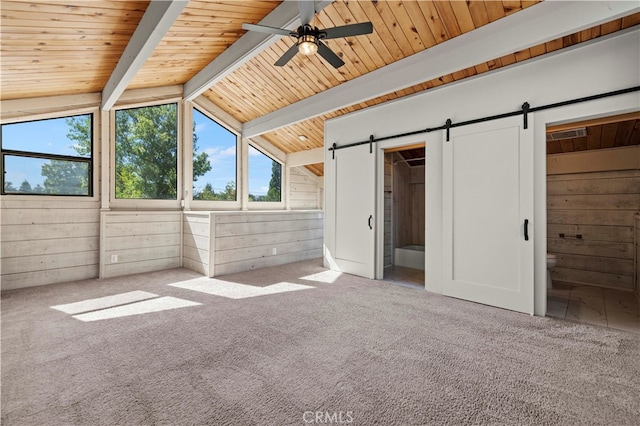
top-left (169, 278), bottom-right (315, 299)
top-left (72, 297), bottom-right (202, 322)
top-left (51, 290), bottom-right (158, 314)
top-left (300, 270), bottom-right (342, 284)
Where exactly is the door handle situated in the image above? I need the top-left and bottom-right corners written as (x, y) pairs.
top-left (524, 219), bottom-right (529, 241)
top-left (368, 215), bottom-right (373, 230)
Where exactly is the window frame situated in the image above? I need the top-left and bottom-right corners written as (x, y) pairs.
top-left (0, 110), bottom-right (97, 199)
top-left (247, 142), bottom-right (285, 210)
top-left (189, 106), bottom-right (241, 210)
top-left (109, 98), bottom-right (183, 209)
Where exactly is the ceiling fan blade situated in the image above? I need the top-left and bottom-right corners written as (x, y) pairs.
top-left (318, 41), bottom-right (345, 68)
top-left (299, 0), bottom-right (315, 26)
top-left (322, 22), bottom-right (373, 40)
top-left (242, 23), bottom-right (292, 37)
top-left (275, 43), bottom-right (299, 67)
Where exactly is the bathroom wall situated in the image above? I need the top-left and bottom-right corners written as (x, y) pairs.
top-left (636, 215), bottom-right (640, 300)
top-left (384, 154), bottom-right (393, 267)
top-left (547, 145), bottom-right (640, 291)
top-left (394, 158), bottom-right (425, 249)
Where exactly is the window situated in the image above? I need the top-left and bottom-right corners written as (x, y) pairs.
top-left (248, 145), bottom-right (281, 202)
top-left (192, 109), bottom-right (237, 201)
top-left (1, 114), bottom-right (93, 196)
top-left (115, 103), bottom-right (177, 199)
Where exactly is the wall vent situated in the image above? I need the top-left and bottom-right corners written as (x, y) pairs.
top-left (546, 127), bottom-right (587, 142)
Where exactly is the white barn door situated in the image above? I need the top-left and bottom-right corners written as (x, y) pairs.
top-left (443, 116), bottom-right (534, 314)
top-left (332, 144), bottom-right (376, 279)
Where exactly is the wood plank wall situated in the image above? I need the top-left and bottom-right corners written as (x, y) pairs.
top-left (100, 211), bottom-right (182, 279)
top-left (384, 155), bottom-right (392, 266)
top-left (636, 215), bottom-right (640, 299)
top-left (1, 199), bottom-right (100, 290)
top-left (213, 211), bottom-right (323, 276)
top-left (289, 167), bottom-right (321, 210)
top-left (547, 169), bottom-right (640, 290)
top-left (183, 212), bottom-right (212, 277)
top-left (394, 159), bottom-right (425, 249)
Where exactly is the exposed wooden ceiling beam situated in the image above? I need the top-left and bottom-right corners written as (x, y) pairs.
top-left (242, 1), bottom-right (640, 138)
top-left (286, 147), bottom-right (324, 167)
top-left (184, 0), bottom-right (334, 101)
top-left (101, 0), bottom-right (188, 111)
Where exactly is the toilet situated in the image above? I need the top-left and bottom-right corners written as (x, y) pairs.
top-left (546, 253), bottom-right (557, 289)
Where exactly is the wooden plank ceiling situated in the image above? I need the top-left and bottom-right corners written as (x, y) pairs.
top-left (547, 116), bottom-right (640, 155)
top-left (2, 1), bottom-right (639, 177)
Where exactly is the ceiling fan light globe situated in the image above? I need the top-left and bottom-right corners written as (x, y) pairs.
top-left (298, 35), bottom-right (318, 55)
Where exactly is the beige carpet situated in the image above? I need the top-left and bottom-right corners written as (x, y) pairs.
top-left (2, 259), bottom-right (639, 425)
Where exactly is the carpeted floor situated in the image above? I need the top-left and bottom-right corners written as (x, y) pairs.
top-left (2, 259), bottom-right (639, 425)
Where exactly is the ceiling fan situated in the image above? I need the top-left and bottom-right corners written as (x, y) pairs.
top-left (242, 1), bottom-right (373, 68)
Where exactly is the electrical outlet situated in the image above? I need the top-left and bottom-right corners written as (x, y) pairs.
top-left (272, 248), bottom-right (277, 256)
top-left (111, 254), bottom-right (118, 263)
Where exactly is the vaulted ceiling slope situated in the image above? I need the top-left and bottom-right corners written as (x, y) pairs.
top-left (2, 1), bottom-right (639, 177)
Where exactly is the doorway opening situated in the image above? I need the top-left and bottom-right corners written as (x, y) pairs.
top-left (382, 144), bottom-right (425, 288)
top-left (545, 113), bottom-right (640, 334)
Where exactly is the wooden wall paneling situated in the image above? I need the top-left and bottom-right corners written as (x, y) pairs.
top-left (551, 266), bottom-right (633, 289)
top-left (101, 211), bottom-right (182, 279)
top-left (182, 212), bottom-right (211, 276)
top-left (547, 210), bottom-right (637, 227)
top-left (384, 153), bottom-right (393, 266)
top-left (0, 199), bottom-right (100, 290)
top-left (412, 165), bottom-right (426, 246)
top-left (289, 167), bottom-right (321, 210)
top-left (548, 224), bottom-right (633, 242)
top-left (546, 171), bottom-right (640, 194)
top-left (636, 215), bottom-right (640, 298)
top-left (553, 253), bottom-right (633, 275)
top-left (212, 211), bottom-right (323, 276)
top-left (547, 194), bottom-right (640, 210)
top-left (547, 169), bottom-right (640, 291)
top-left (393, 156), bottom-right (410, 248)
top-left (547, 238), bottom-right (634, 260)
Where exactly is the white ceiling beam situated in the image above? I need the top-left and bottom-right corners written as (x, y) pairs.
top-left (184, 0), bottom-right (334, 101)
top-left (101, 1), bottom-right (188, 111)
top-left (286, 148), bottom-right (324, 167)
top-left (242, 1), bottom-right (640, 138)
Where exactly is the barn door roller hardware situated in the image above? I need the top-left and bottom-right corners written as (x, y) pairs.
top-left (445, 119), bottom-right (452, 142)
top-left (522, 102), bottom-right (530, 129)
top-left (327, 86), bottom-right (639, 155)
